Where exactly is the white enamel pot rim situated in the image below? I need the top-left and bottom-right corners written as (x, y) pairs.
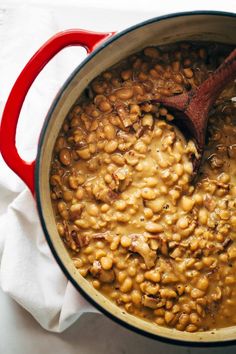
top-left (10, 10), bottom-right (236, 346)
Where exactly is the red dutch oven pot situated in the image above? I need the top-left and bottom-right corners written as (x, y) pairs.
top-left (1, 11), bottom-right (236, 346)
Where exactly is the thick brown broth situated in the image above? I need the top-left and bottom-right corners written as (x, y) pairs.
top-left (50, 42), bottom-right (236, 332)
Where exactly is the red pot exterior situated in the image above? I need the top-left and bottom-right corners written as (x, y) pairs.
top-left (0, 30), bottom-right (114, 194)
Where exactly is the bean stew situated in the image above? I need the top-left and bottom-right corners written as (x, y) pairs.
top-left (50, 42), bottom-right (236, 332)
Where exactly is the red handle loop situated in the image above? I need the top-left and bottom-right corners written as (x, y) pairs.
top-left (0, 29), bottom-right (113, 194)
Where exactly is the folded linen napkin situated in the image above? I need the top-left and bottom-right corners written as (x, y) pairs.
top-left (0, 183), bottom-right (97, 332)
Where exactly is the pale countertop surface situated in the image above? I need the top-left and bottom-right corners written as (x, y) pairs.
top-left (1, 1), bottom-right (236, 353)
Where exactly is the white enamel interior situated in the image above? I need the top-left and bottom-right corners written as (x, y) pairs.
top-left (38, 14), bottom-right (236, 343)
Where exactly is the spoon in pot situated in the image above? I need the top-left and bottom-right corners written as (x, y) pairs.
top-left (146, 48), bottom-right (236, 175)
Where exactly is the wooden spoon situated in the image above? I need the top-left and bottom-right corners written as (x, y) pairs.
top-left (147, 48), bottom-right (236, 174)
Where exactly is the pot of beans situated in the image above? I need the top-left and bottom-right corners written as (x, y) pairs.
top-left (1, 10), bottom-right (236, 346)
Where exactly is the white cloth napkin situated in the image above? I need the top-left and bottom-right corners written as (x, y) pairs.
top-left (0, 184), bottom-right (97, 332)
top-left (0, 0), bottom-right (235, 333)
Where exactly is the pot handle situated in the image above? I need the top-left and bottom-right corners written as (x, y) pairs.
top-left (0, 29), bottom-right (114, 194)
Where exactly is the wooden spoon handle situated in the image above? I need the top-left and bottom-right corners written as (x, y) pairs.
top-left (185, 48), bottom-right (236, 148)
top-left (187, 48), bottom-right (236, 117)
top-left (200, 48), bottom-right (236, 102)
